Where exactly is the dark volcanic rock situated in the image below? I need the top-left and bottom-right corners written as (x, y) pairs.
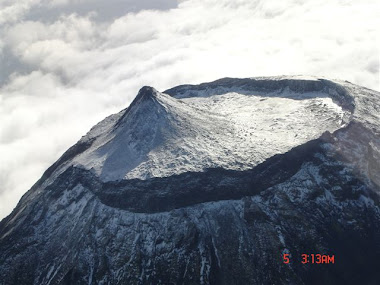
top-left (0, 77), bottom-right (379, 285)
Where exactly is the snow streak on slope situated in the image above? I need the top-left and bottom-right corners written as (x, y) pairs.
top-left (72, 80), bottom-right (346, 181)
top-left (1, 77), bottom-right (379, 284)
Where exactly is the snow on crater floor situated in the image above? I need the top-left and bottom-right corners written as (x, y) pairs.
top-left (73, 88), bottom-right (346, 182)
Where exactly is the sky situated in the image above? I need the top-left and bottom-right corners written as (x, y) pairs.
top-left (0, 0), bottom-right (379, 219)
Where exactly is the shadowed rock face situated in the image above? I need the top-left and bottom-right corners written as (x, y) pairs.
top-left (0, 77), bottom-right (379, 285)
top-left (164, 77), bottom-right (356, 112)
top-left (42, 122), bottom-right (379, 214)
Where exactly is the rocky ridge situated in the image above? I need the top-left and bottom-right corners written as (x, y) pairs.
top-left (0, 76), bottom-right (379, 285)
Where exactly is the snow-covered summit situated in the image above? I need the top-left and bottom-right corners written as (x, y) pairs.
top-left (66, 76), bottom-right (358, 182)
top-left (1, 76), bottom-right (380, 285)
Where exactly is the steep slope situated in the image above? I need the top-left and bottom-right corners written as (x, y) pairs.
top-left (40, 76), bottom-right (349, 183)
top-left (0, 76), bottom-right (379, 285)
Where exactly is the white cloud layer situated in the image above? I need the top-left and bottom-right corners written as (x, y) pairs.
top-left (0, 0), bottom-right (379, 219)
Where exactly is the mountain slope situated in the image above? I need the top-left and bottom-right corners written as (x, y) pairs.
top-left (0, 76), bottom-right (379, 285)
top-left (39, 76), bottom-right (350, 182)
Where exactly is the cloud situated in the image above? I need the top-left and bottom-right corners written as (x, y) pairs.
top-left (0, 0), bottom-right (379, 219)
top-left (27, 0), bottom-right (178, 22)
top-left (0, 0), bottom-right (39, 25)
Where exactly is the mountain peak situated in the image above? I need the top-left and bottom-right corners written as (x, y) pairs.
top-left (1, 76), bottom-right (380, 285)
top-left (127, 85), bottom-right (160, 111)
top-left (17, 76), bottom-right (379, 185)
top-left (67, 76), bottom-right (367, 182)
top-left (137, 86), bottom-right (159, 99)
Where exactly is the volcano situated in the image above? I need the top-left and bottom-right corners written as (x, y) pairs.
top-left (0, 76), bottom-right (379, 284)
